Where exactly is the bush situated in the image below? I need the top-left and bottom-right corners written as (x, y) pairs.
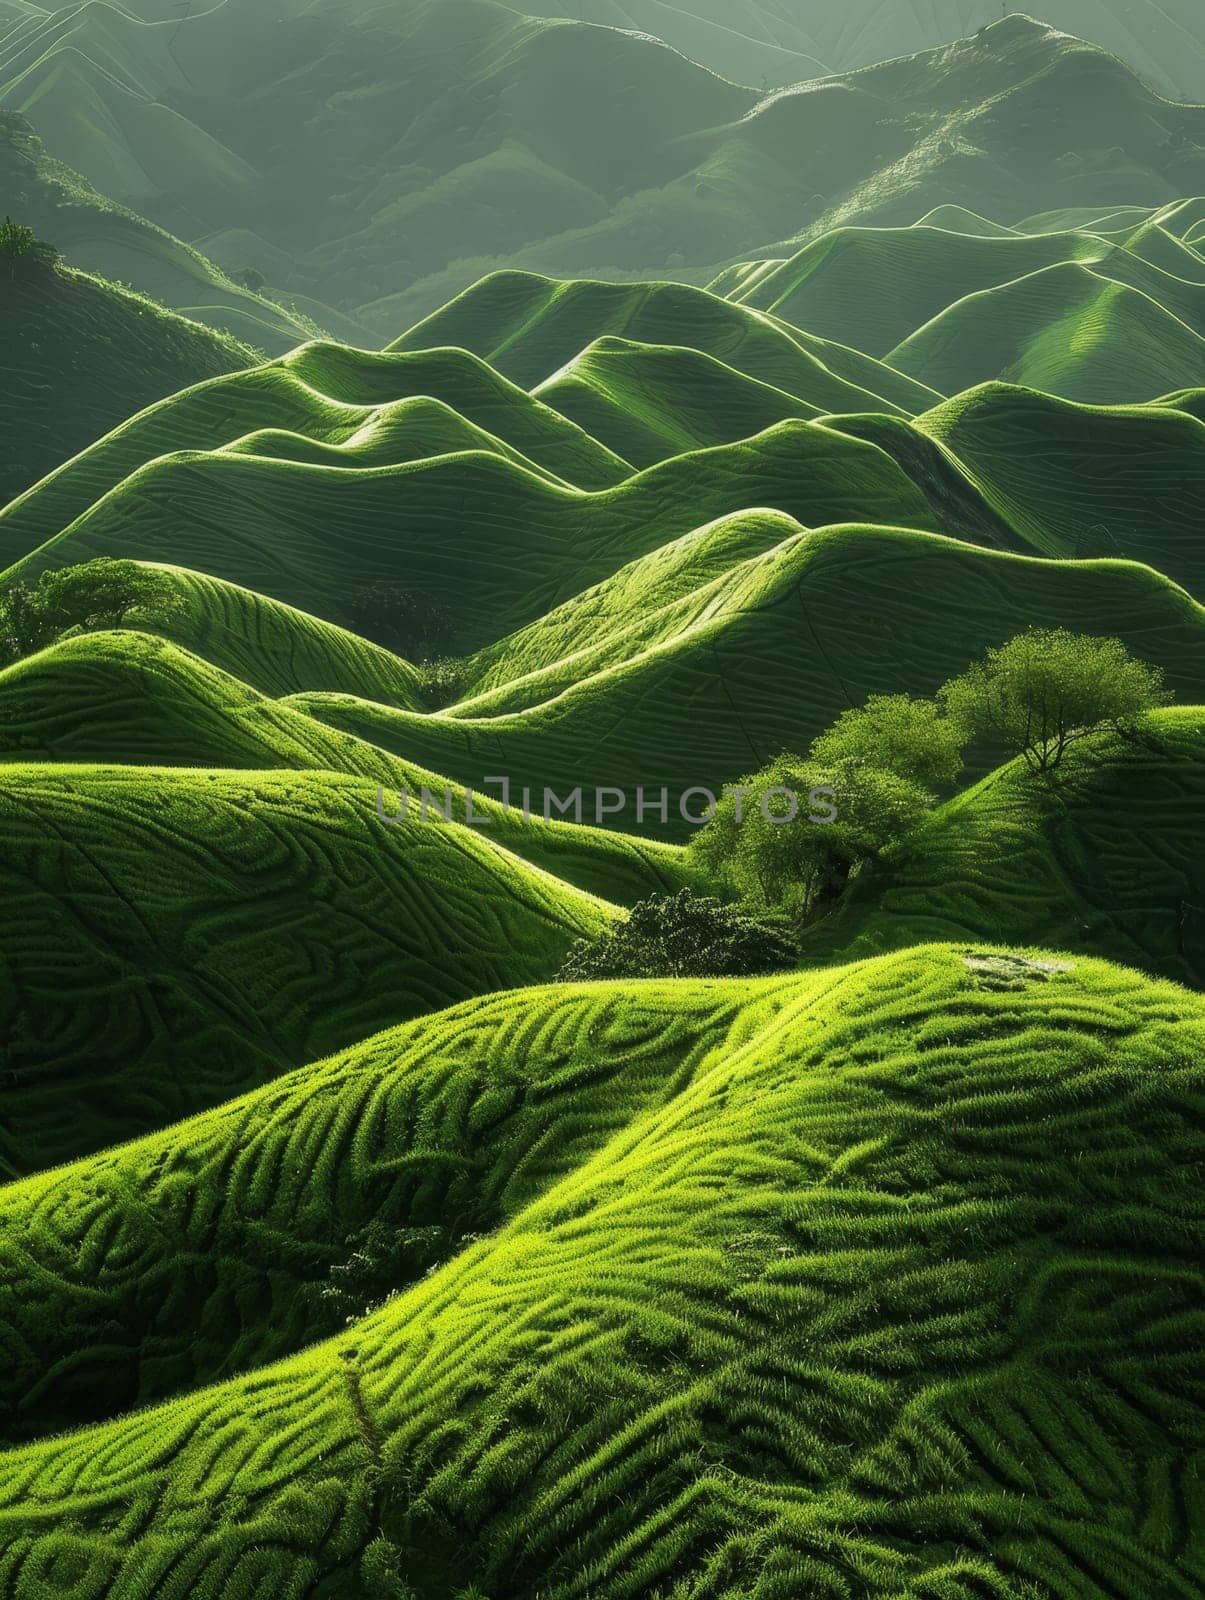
top-left (0, 217), bottom-right (58, 274)
top-left (941, 628), bottom-right (1169, 773)
top-left (557, 889), bottom-right (797, 981)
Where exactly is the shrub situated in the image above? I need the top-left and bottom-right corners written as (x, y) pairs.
top-left (557, 888), bottom-right (796, 981)
top-left (941, 628), bottom-right (1169, 773)
top-left (0, 217), bottom-right (59, 274)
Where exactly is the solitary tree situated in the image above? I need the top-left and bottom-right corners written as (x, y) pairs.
top-left (810, 693), bottom-right (967, 788)
top-left (941, 628), bottom-right (1168, 773)
top-left (0, 560), bottom-right (178, 665)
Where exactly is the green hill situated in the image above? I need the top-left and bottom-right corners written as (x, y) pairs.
top-left (0, 628), bottom-right (688, 903)
top-left (0, 972), bottom-right (751, 1438)
top-left (294, 521), bottom-right (1205, 838)
top-left (0, 761), bottom-right (611, 1175)
top-left (1, 421), bottom-right (937, 651)
top-left (391, 272), bottom-right (939, 414)
top-left (726, 212), bottom-right (1205, 405)
top-left (10, 8), bottom-right (1205, 330)
top-left (0, 340), bottom-right (634, 575)
top-left (917, 383), bottom-right (1205, 597)
top-left (0, 252), bottom-right (256, 504)
top-left (889, 261), bottom-right (1205, 403)
top-left (0, 108), bottom-right (324, 351)
top-left (0, 943), bottom-right (1198, 1597)
top-left (811, 709), bottom-right (1205, 987)
top-left (532, 0), bottom-right (1205, 100)
top-left (532, 336), bottom-right (827, 466)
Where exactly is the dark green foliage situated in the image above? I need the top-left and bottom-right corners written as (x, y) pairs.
top-left (320, 1220), bottom-right (459, 1326)
top-left (343, 582), bottom-right (453, 657)
top-left (941, 627), bottom-right (1170, 772)
top-left (0, 216), bottom-right (57, 274)
top-left (557, 888), bottom-right (796, 980)
top-left (0, 559), bottom-right (179, 665)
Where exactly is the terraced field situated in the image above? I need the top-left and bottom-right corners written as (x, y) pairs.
top-left (2, 9), bottom-right (1204, 1597)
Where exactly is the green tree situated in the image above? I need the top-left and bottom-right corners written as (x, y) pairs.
top-left (690, 755), bottom-right (932, 923)
top-left (0, 560), bottom-right (178, 665)
top-left (941, 628), bottom-right (1168, 773)
top-left (557, 888), bottom-right (796, 981)
top-left (0, 581), bottom-right (55, 664)
top-left (810, 693), bottom-right (967, 788)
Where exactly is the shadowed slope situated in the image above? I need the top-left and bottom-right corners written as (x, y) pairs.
top-left (532, 336), bottom-right (827, 466)
top-left (2, 422), bottom-right (936, 650)
top-left (917, 383), bottom-right (1205, 598)
top-left (0, 945), bottom-right (1198, 1597)
top-left (0, 630), bottom-right (687, 904)
top-left (124, 564), bottom-right (425, 707)
top-left (0, 108), bottom-right (322, 350)
top-left (295, 521), bottom-right (1205, 838)
top-left (890, 260), bottom-right (1205, 404)
top-left (0, 976), bottom-right (762, 1438)
top-left (0, 341), bottom-right (633, 575)
top-left (0, 256), bottom-right (256, 504)
top-left (0, 761), bottom-right (610, 1175)
top-left (389, 272), bottom-right (940, 414)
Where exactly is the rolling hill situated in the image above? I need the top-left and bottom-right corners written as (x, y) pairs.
top-left (6, 8), bottom-right (1205, 331)
top-left (0, 944), bottom-right (1198, 1597)
top-left (0, 108), bottom-right (328, 352)
top-left (3, 12), bottom-right (1205, 1593)
top-left (0, 249), bottom-right (256, 504)
top-left (294, 521), bottom-right (1205, 836)
top-left (0, 761), bottom-right (612, 1175)
top-left (725, 205), bottom-right (1205, 405)
top-left (808, 709), bottom-right (1205, 986)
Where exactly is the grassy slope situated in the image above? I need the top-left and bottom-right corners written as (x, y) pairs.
top-left (93, 565), bottom-right (426, 707)
top-left (0, 422), bottom-right (936, 651)
top-left (390, 272), bottom-right (939, 414)
top-left (0, 109), bottom-right (319, 352)
top-left (0, 945), bottom-right (1198, 1598)
top-left (889, 260), bottom-right (1205, 404)
top-left (6, 10), bottom-right (1205, 332)
top-left (0, 629), bottom-right (688, 904)
top-left (917, 383), bottom-right (1205, 598)
top-left (0, 341), bottom-right (634, 577)
top-left (0, 258), bottom-right (256, 505)
top-left (810, 709), bottom-right (1205, 988)
top-left (0, 976), bottom-right (760, 1438)
top-left (532, 337), bottom-right (828, 468)
top-left (294, 521), bottom-right (1205, 838)
top-left (0, 761), bottom-right (611, 1175)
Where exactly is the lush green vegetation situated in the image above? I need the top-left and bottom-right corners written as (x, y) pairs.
top-left (0, 946), bottom-right (1199, 1597)
top-left (1, 6), bottom-right (1204, 1595)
